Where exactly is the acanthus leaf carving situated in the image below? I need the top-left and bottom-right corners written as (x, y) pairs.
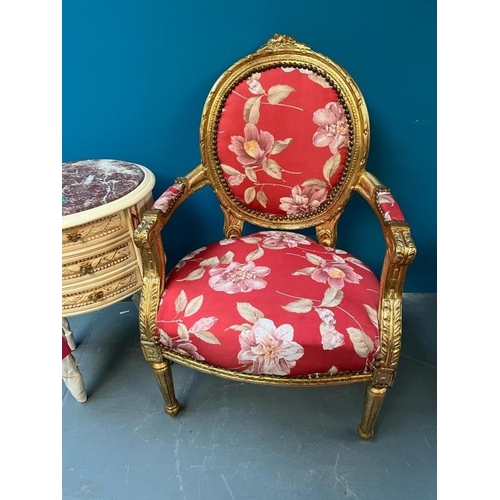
top-left (393, 227), bottom-right (417, 265)
top-left (375, 297), bottom-right (403, 386)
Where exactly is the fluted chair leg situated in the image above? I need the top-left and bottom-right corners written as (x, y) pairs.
top-left (151, 360), bottom-right (182, 417)
top-left (357, 385), bottom-right (387, 439)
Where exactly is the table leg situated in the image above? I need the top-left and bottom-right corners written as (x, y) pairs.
top-left (131, 292), bottom-right (141, 310)
top-left (62, 321), bottom-right (87, 403)
top-left (62, 352), bottom-right (88, 403)
top-left (62, 317), bottom-right (76, 351)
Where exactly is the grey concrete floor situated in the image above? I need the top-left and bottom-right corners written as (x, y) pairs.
top-left (62, 293), bottom-right (436, 500)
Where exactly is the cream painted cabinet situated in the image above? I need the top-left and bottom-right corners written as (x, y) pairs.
top-left (61, 159), bottom-right (155, 401)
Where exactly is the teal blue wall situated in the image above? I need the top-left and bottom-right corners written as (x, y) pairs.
top-left (63, 0), bottom-right (436, 292)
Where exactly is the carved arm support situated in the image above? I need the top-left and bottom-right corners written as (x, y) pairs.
top-left (133, 164), bottom-right (208, 361)
top-left (355, 172), bottom-right (417, 386)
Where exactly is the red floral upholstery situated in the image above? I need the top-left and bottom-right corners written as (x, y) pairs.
top-left (377, 191), bottom-right (405, 223)
top-left (216, 68), bottom-right (350, 217)
top-left (156, 231), bottom-right (380, 376)
top-left (152, 182), bottom-right (184, 212)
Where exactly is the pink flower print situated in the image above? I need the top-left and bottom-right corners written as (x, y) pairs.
top-left (208, 261), bottom-right (271, 294)
top-left (279, 185), bottom-right (328, 215)
top-left (219, 238), bottom-right (237, 246)
top-left (316, 309), bottom-right (345, 350)
top-left (174, 341), bottom-right (205, 360)
top-left (228, 123), bottom-right (274, 167)
top-left (311, 262), bottom-right (362, 289)
top-left (227, 174), bottom-right (246, 186)
top-left (260, 231), bottom-right (312, 249)
top-left (189, 317), bottom-right (218, 334)
top-left (152, 185), bottom-right (181, 211)
top-left (237, 318), bottom-right (304, 375)
top-left (377, 192), bottom-right (405, 222)
top-left (247, 73), bottom-right (265, 95)
top-left (158, 329), bottom-right (205, 361)
top-left (379, 193), bottom-right (395, 205)
top-left (312, 101), bottom-right (349, 155)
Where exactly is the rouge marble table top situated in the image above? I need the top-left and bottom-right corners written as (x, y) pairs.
top-left (62, 159), bottom-right (146, 217)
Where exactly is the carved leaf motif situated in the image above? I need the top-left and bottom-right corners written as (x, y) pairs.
top-left (292, 267), bottom-right (316, 276)
top-left (184, 295), bottom-right (204, 317)
top-left (221, 164), bottom-right (241, 176)
top-left (282, 299), bottom-right (313, 313)
top-left (267, 85), bottom-right (295, 104)
top-left (174, 290), bottom-right (187, 314)
top-left (301, 178), bottom-right (327, 189)
top-left (245, 167), bottom-right (258, 182)
top-left (177, 267), bottom-right (205, 282)
top-left (192, 330), bottom-right (220, 345)
top-left (363, 304), bottom-right (379, 328)
top-left (257, 189), bottom-right (268, 208)
top-left (139, 278), bottom-right (160, 345)
top-left (320, 288), bottom-right (344, 307)
top-left (347, 327), bottom-right (374, 358)
top-left (263, 159), bottom-right (282, 179)
top-left (237, 302), bottom-right (264, 323)
top-left (244, 187), bottom-right (256, 204)
top-left (306, 252), bottom-right (326, 265)
top-left (270, 138), bottom-right (292, 154)
top-left (323, 153), bottom-right (341, 181)
top-left (246, 247), bottom-right (264, 262)
top-left (177, 323), bottom-right (189, 340)
top-left (243, 96), bottom-right (262, 124)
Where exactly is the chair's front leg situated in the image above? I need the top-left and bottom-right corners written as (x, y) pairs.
top-left (357, 385), bottom-right (387, 439)
top-left (151, 360), bottom-right (182, 417)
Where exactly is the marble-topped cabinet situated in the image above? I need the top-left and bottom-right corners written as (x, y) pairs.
top-left (62, 159), bottom-right (155, 402)
top-left (62, 159), bottom-right (155, 316)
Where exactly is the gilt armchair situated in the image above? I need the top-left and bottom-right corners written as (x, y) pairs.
top-left (134, 34), bottom-right (416, 439)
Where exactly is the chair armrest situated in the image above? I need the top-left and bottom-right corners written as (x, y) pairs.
top-left (133, 164), bottom-right (208, 358)
top-left (354, 171), bottom-right (417, 382)
top-left (355, 171), bottom-right (417, 273)
top-left (151, 163), bottom-right (209, 224)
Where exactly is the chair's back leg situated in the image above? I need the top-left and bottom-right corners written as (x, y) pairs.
top-left (151, 360), bottom-right (182, 416)
top-left (357, 385), bottom-right (387, 439)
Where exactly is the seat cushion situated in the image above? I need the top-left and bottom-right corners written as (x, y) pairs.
top-left (156, 231), bottom-right (380, 376)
